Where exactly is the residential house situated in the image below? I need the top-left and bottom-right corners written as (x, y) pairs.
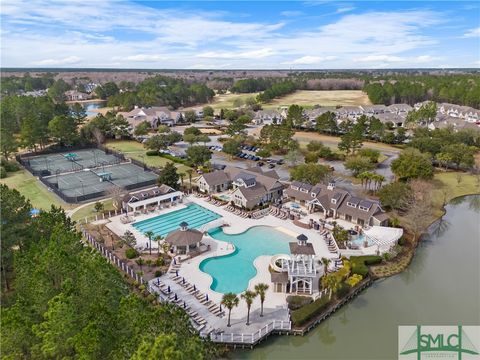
top-left (253, 110), bottom-right (282, 125)
top-left (117, 106), bottom-right (175, 131)
top-left (335, 106), bottom-right (363, 120)
top-left (360, 105), bottom-right (387, 116)
top-left (387, 104), bottom-right (413, 116)
top-left (375, 112), bottom-right (406, 128)
top-left (196, 166), bottom-right (284, 209)
top-left (284, 181), bottom-right (388, 227)
top-left (64, 90), bottom-right (91, 101)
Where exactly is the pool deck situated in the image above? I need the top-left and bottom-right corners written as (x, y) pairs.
top-left (106, 194), bottom-right (400, 340)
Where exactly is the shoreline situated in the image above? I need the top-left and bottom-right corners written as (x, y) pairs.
top-left (65, 99), bottom-right (106, 104)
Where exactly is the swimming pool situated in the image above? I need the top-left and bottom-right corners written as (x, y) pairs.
top-left (132, 203), bottom-right (221, 238)
top-left (199, 226), bottom-right (294, 294)
top-left (350, 234), bottom-right (374, 247)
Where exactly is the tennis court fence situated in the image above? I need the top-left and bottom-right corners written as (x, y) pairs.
top-left (17, 145), bottom-right (160, 203)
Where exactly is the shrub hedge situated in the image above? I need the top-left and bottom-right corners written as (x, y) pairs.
top-left (146, 150), bottom-right (159, 156)
top-left (125, 248), bottom-right (139, 259)
top-left (286, 295), bottom-right (313, 310)
top-left (158, 153), bottom-right (188, 165)
top-left (291, 295), bottom-right (331, 326)
top-left (350, 255), bottom-right (382, 277)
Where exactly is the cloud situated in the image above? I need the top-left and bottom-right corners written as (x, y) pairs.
top-left (122, 54), bottom-right (169, 62)
top-left (463, 27), bottom-right (480, 38)
top-left (336, 7), bottom-right (355, 14)
top-left (354, 55), bottom-right (405, 63)
top-left (197, 48), bottom-right (276, 59)
top-left (285, 55), bottom-right (337, 64)
top-left (280, 11), bottom-right (304, 17)
top-left (0, 1), bottom-right (472, 69)
top-left (33, 56), bottom-right (81, 66)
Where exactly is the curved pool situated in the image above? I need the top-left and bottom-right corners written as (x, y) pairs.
top-left (199, 226), bottom-right (294, 294)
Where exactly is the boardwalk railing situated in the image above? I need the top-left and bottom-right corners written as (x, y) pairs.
top-left (201, 319), bottom-right (291, 345)
top-left (77, 208), bottom-right (125, 225)
top-left (81, 226), bottom-right (146, 286)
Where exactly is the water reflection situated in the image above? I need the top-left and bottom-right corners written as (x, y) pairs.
top-left (317, 322), bottom-right (336, 345)
top-left (236, 196), bottom-right (480, 360)
top-left (430, 217), bottom-right (451, 238)
top-left (468, 195), bottom-right (480, 212)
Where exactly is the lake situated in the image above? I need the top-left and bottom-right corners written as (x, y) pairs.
top-left (235, 195), bottom-right (480, 359)
top-left (69, 100), bottom-right (106, 116)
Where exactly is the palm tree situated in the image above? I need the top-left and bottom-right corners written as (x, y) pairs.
top-left (179, 172), bottom-right (185, 190)
top-left (154, 235), bottom-right (163, 255)
top-left (144, 230), bottom-right (154, 255)
top-left (186, 169), bottom-right (194, 191)
top-left (321, 273), bottom-right (340, 299)
top-left (161, 241), bottom-right (170, 256)
top-left (221, 293), bottom-right (239, 327)
top-left (135, 257), bottom-right (145, 271)
top-left (254, 283), bottom-right (269, 317)
top-left (375, 174), bottom-right (385, 192)
top-left (321, 257), bottom-right (331, 277)
top-left (241, 290), bottom-right (257, 325)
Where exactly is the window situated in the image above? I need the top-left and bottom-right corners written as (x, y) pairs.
top-left (359, 206), bottom-right (368, 211)
top-left (311, 193), bottom-right (316, 197)
top-left (331, 199), bottom-right (336, 204)
top-left (347, 202), bottom-right (357, 208)
top-left (300, 188), bottom-right (308, 193)
top-left (291, 186), bottom-right (298, 190)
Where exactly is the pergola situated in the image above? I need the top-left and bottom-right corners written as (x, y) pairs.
top-left (164, 222), bottom-right (203, 254)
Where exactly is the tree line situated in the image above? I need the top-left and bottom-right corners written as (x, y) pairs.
top-left (363, 75), bottom-right (480, 108)
top-left (106, 75), bottom-right (215, 110)
top-left (0, 185), bottom-right (218, 359)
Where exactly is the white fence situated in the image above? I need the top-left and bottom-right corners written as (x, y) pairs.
top-left (201, 319), bottom-right (291, 345)
top-left (81, 226), bottom-right (146, 286)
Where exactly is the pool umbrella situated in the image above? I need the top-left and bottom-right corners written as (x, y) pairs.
top-left (30, 208), bottom-right (40, 217)
top-left (156, 278), bottom-right (160, 285)
top-left (182, 277), bottom-right (185, 284)
top-left (176, 270), bottom-right (178, 276)
top-left (183, 301), bottom-right (187, 308)
top-left (219, 304), bottom-right (222, 312)
top-left (174, 293), bottom-right (178, 301)
top-left (167, 286), bottom-right (171, 293)
top-left (193, 285), bottom-right (196, 291)
top-left (205, 294), bottom-right (209, 301)
top-left (173, 258), bottom-right (176, 265)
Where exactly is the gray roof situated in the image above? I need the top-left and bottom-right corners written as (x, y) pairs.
top-left (234, 172), bottom-right (257, 187)
top-left (224, 166), bottom-right (282, 192)
top-left (201, 171), bottom-right (230, 187)
top-left (165, 228), bottom-right (203, 247)
top-left (123, 184), bottom-right (175, 203)
top-left (289, 242), bottom-right (316, 255)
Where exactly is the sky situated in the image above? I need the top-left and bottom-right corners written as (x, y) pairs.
top-left (1, 0), bottom-right (479, 69)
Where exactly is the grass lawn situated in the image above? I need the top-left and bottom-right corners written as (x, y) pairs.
top-left (71, 198), bottom-right (115, 222)
top-left (431, 172), bottom-right (480, 215)
top-left (0, 169), bottom-right (73, 210)
top-left (293, 131), bottom-right (401, 153)
top-left (183, 92), bottom-right (260, 112)
top-left (264, 90), bottom-right (372, 109)
top-left (183, 90), bottom-right (371, 112)
top-left (105, 140), bottom-right (192, 173)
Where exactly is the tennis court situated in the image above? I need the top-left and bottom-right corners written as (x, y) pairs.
top-left (43, 163), bottom-right (158, 201)
top-left (23, 149), bottom-right (123, 175)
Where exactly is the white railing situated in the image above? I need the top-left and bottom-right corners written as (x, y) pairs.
top-left (201, 320), bottom-right (291, 344)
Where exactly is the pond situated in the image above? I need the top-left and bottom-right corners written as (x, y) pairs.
top-left (236, 195), bottom-right (480, 359)
top-left (69, 101), bottom-right (106, 116)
